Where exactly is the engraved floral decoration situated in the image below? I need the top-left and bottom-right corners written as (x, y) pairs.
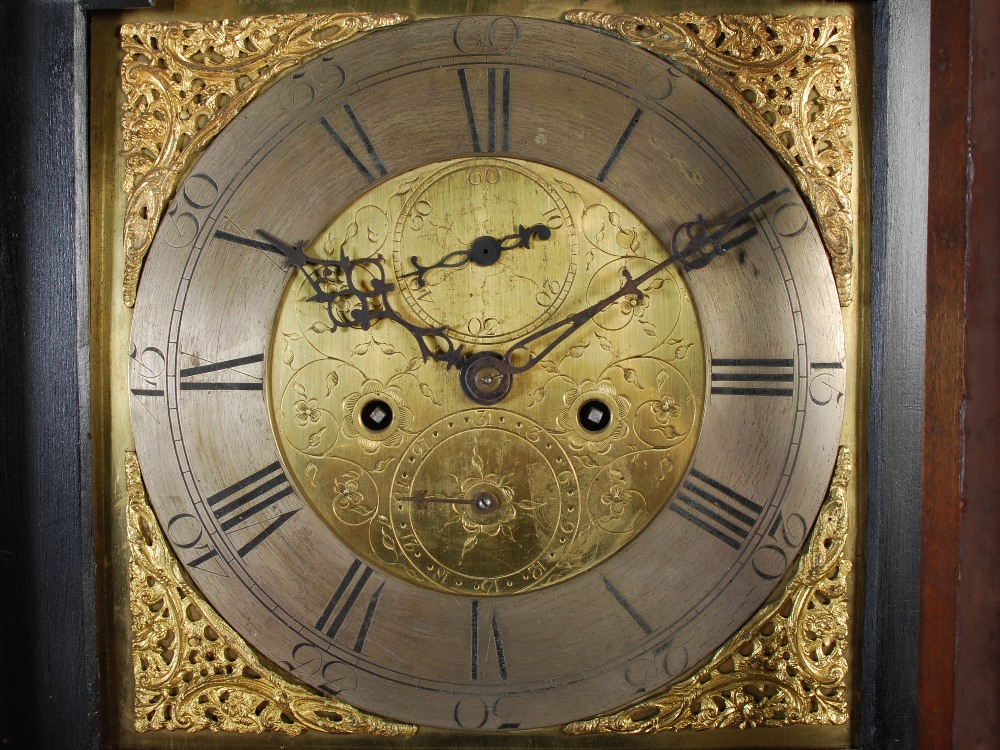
top-left (120, 12), bottom-right (410, 306)
top-left (444, 441), bottom-right (544, 562)
top-left (294, 396), bottom-right (322, 426)
top-left (652, 394), bottom-right (681, 426)
top-left (342, 380), bottom-right (413, 452)
top-left (331, 470), bottom-right (376, 525)
top-left (125, 452), bottom-right (415, 737)
top-left (565, 11), bottom-right (856, 307)
top-left (595, 469), bottom-right (647, 530)
top-left (555, 380), bottom-right (631, 452)
top-left (640, 368), bottom-right (696, 444)
top-left (565, 446), bottom-right (853, 734)
top-left (617, 279), bottom-right (650, 316)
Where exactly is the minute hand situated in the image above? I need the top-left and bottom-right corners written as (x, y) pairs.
top-left (500, 189), bottom-right (789, 376)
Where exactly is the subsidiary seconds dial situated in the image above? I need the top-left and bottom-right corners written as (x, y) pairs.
top-left (393, 157), bottom-right (578, 344)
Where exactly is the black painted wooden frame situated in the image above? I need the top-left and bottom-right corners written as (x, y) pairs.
top-left (0, 0), bottom-right (926, 747)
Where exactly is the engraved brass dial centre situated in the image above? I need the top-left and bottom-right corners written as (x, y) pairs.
top-left (267, 157), bottom-right (706, 596)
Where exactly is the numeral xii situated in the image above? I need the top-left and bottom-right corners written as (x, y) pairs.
top-left (458, 68), bottom-right (510, 153)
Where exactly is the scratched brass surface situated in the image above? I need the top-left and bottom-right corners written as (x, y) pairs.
top-left (90, 1), bottom-right (869, 747)
top-left (269, 157), bottom-right (704, 597)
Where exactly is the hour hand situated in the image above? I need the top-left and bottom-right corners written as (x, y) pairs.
top-left (400, 223), bottom-right (552, 287)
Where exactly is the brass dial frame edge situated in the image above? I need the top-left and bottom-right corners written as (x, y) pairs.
top-left (118, 9), bottom-right (858, 737)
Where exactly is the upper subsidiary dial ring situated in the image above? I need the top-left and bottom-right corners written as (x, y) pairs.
top-left (393, 158), bottom-right (578, 345)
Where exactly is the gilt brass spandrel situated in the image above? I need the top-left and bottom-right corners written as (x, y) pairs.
top-left (119, 11), bottom-right (411, 307)
top-left (125, 450), bottom-right (418, 737)
top-left (99, 5), bottom-right (860, 744)
top-left (268, 156), bottom-right (705, 597)
top-left (566, 445), bottom-right (853, 734)
top-left (565, 11), bottom-right (857, 308)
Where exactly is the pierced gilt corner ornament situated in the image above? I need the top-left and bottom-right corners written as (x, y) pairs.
top-left (565, 12), bottom-right (856, 307)
top-left (566, 446), bottom-right (852, 735)
top-left (119, 11), bottom-right (410, 307)
top-left (125, 451), bottom-right (417, 737)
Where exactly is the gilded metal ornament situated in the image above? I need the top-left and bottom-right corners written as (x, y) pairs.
top-left (126, 451), bottom-right (417, 737)
top-left (564, 11), bottom-right (857, 307)
top-left (565, 446), bottom-right (852, 734)
top-left (267, 157), bottom-right (705, 597)
top-left (124, 12), bottom-right (850, 732)
top-left (119, 12), bottom-right (410, 307)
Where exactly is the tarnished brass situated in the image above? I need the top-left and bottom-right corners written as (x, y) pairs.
top-left (268, 157), bottom-right (704, 596)
top-left (566, 446), bottom-right (852, 733)
top-left (120, 11), bottom-right (410, 307)
top-left (566, 12), bottom-right (857, 307)
top-left (115, 6), bottom-right (858, 738)
top-left (126, 451), bottom-right (417, 736)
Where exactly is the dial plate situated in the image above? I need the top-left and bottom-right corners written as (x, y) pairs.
top-left (129, 16), bottom-right (845, 731)
top-left (268, 157), bottom-right (705, 596)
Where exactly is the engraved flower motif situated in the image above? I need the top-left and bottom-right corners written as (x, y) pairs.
top-left (293, 397), bottom-right (321, 426)
top-left (331, 470), bottom-right (376, 525)
top-left (599, 470), bottom-right (634, 522)
top-left (342, 380), bottom-right (412, 453)
top-left (652, 393), bottom-right (682, 424)
top-left (555, 380), bottom-right (630, 453)
top-left (647, 370), bottom-right (691, 441)
top-left (592, 466), bottom-right (648, 534)
top-left (619, 291), bottom-right (650, 318)
top-left (444, 442), bottom-right (543, 563)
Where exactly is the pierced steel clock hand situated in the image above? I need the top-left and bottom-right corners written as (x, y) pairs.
top-left (258, 230), bottom-right (467, 369)
top-left (399, 224), bottom-right (553, 287)
top-left (497, 189), bottom-right (791, 377)
top-left (398, 489), bottom-right (498, 515)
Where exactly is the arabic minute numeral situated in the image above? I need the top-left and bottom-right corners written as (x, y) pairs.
top-left (751, 509), bottom-right (808, 581)
top-left (163, 173), bottom-right (219, 248)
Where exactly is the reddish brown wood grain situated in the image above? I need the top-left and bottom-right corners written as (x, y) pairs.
top-left (952, 0), bottom-right (1000, 746)
top-left (919, 0), bottom-right (968, 748)
top-left (920, 1), bottom-right (1000, 748)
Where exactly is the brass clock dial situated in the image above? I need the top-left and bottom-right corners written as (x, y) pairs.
top-left (128, 16), bottom-right (845, 732)
top-left (268, 156), bottom-right (704, 596)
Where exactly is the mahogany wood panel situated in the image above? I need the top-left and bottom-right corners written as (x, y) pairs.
top-left (920, 0), bottom-right (1000, 748)
top-left (951, 0), bottom-right (1000, 746)
top-left (918, 0), bottom-right (967, 745)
